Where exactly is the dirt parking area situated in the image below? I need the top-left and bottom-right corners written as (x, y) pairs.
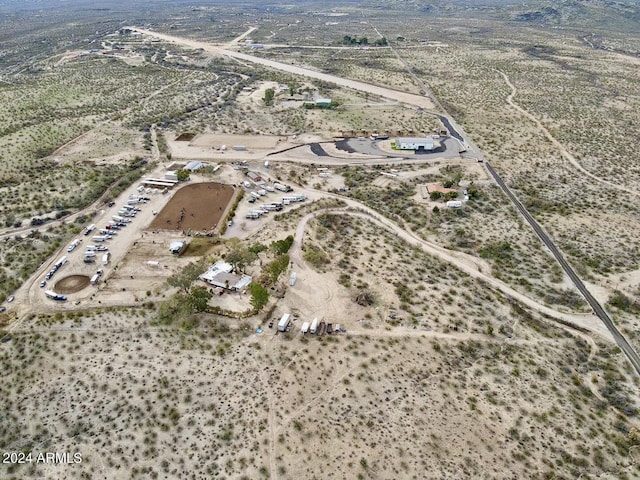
top-left (190, 133), bottom-right (285, 150)
top-left (149, 182), bottom-right (235, 233)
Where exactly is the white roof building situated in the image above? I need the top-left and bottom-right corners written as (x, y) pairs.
top-left (185, 161), bottom-right (204, 171)
top-left (200, 260), bottom-right (252, 291)
top-left (395, 137), bottom-right (437, 151)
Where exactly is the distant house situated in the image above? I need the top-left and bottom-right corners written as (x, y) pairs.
top-left (246, 171), bottom-right (264, 186)
top-left (200, 261), bottom-right (252, 291)
top-left (185, 161), bottom-right (204, 171)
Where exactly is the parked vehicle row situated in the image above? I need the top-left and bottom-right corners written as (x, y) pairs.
top-left (246, 194), bottom-right (306, 220)
top-left (271, 314), bottom-right (346, 335)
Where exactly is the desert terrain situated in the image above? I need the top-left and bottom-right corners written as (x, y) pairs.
top-left (1, 1), bottom-right (640, 479)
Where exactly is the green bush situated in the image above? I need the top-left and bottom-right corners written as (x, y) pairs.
top-left (249, 283), bottom-right (269, 312)
top-left (303, 244), bottom-right (329, 269)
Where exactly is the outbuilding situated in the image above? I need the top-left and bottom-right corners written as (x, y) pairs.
top-left (185, 161), bottom-right (204, 171)
top-left (394, 137), bottom-right (437, 151)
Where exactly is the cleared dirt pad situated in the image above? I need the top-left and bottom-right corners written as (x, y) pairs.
top-left (149, 182), bottom-right (234, 232)
top-left (190, 133), bottom-right (283, 149)
top-left (55, 275), bottom-right (90, 294)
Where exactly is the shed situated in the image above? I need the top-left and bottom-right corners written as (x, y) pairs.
top-left (185, 161), bottom-right (204, 171)
top-left (394, 137), bottom-right (437, 151)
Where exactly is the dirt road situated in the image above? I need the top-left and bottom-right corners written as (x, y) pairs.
top-left (127, 27), bottom-right (437, 111)
top-left (497, 69), bottom-right (639, 198)
top-left (290, 203), bottom-right (613, 342)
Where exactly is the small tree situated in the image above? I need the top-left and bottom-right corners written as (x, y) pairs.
top-left (176, 169), bottom-right (190, 181)
top-left (188, 286), bottom-right (212, 312)
top-left (249, 283), bottom-right (269, 311)
top-left (271, 235), bottom-right (294, 255)
top-left (225, 239), bottom-right (256, 273)
top-left (167, 261), bottom-right (206, 294)
top-left (263, 88), bottom-right (275, 106)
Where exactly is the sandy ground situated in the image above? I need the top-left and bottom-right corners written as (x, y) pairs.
top-left (149, 182), bottom-right (234, 232)
top-left (3, 25), bottom-right (639, 480)
top-left (189, 133), bottom-right (286, 149)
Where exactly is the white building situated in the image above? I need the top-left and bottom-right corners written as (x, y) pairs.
top-left (394, 137), bottom-right (437, 151)
top-left (185, 161), bottom-right (204, 171)
top-left (200, 260), bottom-right (252, 291)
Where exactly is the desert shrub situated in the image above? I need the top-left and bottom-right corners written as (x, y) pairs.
top-left (303, 244), bottom-right (329, 269)
top-left (271, 235), bottom-right (294, 255)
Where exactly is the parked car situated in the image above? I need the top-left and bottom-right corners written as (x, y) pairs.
top-left (40, 280), bottom-right (47, 288)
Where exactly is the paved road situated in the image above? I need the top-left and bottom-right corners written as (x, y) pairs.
top-left (100, 27), bottom-right (640, 373)
top-left (484, 161), bottom-right (640, 374)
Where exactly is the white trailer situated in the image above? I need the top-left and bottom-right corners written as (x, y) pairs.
top-left (84, 224), bottom-right (96, 236)
top-left (90, 274), bottom-right (100, 285)
top-left (310, 318), bottom-right (319, 334)
top-left (278, 314), bottom-right (291, 332)
top-left (250, 192), bottom-right (260, 200)
top-left (92, 235), bottom-right (106, 242)
top-left (85, 245), bottom-right (97, 252)
top-left (44, 290), bottom-right (57, 299)
top-left (245, 212), bottom-right (261, 219)
top-left (67, 239), bottom-right (80, 253)
top-left (265, 185), bottom-right (275, 192)
top-left (112, 215), bottom-right (125, 222)
top-left (257, 189), bottom-right (267, 196)
top-left (446, 200), bottom-right (462, 209)
top-left (54, 256), bottom-right (67, 268)
top-left (301, 322), bottom-right (310, 334)
top-left (289, 272), bottom-right (297, 286)
top-left (274, 183), bottom-right (290, 192)
top-left (102, 252), bottom-right (111, 265)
